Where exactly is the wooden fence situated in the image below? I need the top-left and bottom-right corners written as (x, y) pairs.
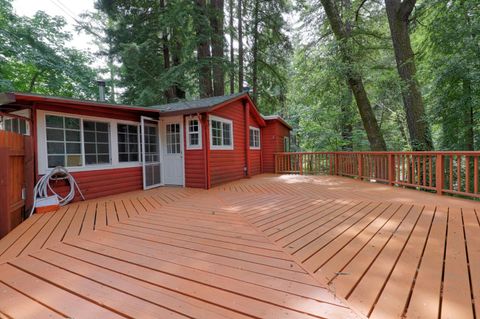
top-left (275, 151), bottom-right (480, 199)
top-left (0, 130), bottom-right (33, 237)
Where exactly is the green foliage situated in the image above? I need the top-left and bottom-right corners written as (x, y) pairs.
top-left (0, 0), bottom-right (98, 98)
top-left (415, 0), bottom-right (480, 150)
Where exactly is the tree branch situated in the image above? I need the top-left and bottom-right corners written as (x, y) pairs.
top-left (400, 0), bottom-right (416, 19)
top-left (355, 0), bottom-right (368, 22)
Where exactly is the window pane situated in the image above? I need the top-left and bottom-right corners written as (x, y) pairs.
top-left (97, 143), bottom-right (109, 154)
top-left (65, 130), bottom-right (80, 142)
top-left (119, 154), bottom-right (129, 162)
top-left (118, 133), bottom-right (126, 143)
top-left (46, 115), bottom-right (63, 128)
top-left (85, 155), bottom-right (97, 165)
top-left (119, 143), bottom-right (127, 153)
top-left (48, 155), bottom-right (64, 168)
top-left (66, 143), bottom-right (81, 154)
top-left (47, 128), bottom-right (64, 141)
top-left (47, 142), bottom-right (65, 154)
top-left (97, 155), bottom-right (110, 164)
top-left (97, 132), bottom-right (109, 143)
top-left (130, 153), bottom-right (138, 161)
top-left (84, 131), bottom-right (95, 143)
top-left (65, 118), bottom-right (80, 129)
top-left (83, 121), bottom-right (95, 131)
top-left (20, 120), bottom-right (26, 134)
top-left (66, 155), bottom-right (82, 166)
top-left (84, 143), bottom-right (96, 154)
top-left (118, 124), bottom-right (127, 133)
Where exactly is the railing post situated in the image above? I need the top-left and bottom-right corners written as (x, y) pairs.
top-left (299, 153), bottom-right (303, 175)
top-left (334, 153), bottom-right (339, 176)
top-left (436, 154), bottom-right (444, 195)
top-left (275, 154), bottom-right (278, 174)
top-left (388, 153), bottom-right (395, 186)
top-left (357, 154), bottom-right (363, 180)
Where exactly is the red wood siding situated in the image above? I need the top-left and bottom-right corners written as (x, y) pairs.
top-left (250, 150), bottom-right (262, 175)
top-left (262, 120), bottom-right (290, 173)
top-left (208, 101), bottom-right (266, 186)
top-left (43, 167), bottom-right (142, 201)
top-left (209, 101), bottom-right (246, 186)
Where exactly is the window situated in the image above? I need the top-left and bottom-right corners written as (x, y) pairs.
top-left (46, 115), bottom-right (82, 168)
top-left (186, 118), bottom-right (202, 149)
top-left (118, 124), bottom-right (139, 162)
top-left (166, 123), bottom-right (181, 154)
top-left (83, 120), bottom-right (111, 165)
top-left (2, 117), bottom-right (29, 135)
top-left (144, 125), bottom-right (159, 162)
top-left (284, 136), bottom-right (290, 152)
top-left (210, 116), bottom-right (233, 150)
top-left (249, 126), bottom-right (260, 149)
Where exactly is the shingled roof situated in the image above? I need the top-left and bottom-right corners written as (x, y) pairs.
top-left (148, 92), bottom-right (248, 115)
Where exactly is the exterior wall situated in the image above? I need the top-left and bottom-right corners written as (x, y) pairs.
top-left (35, 104), bottom-right (146, 198)
top-left (249, 113), bottom-right (262, 176)
top-left (208, 100), bottom-right (247, 186)
top-left (49, 167), bottom-right (142, 201)
top-left (262, 120), bottom-right (290, 173)
top-left (184, 115), bottom-right (207, 188)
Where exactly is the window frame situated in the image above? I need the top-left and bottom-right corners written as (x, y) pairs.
top-left (37, 110), bottom-right (142, 175)
top-left (117, 123), bottom-right (141, 163)
top-left (83, 119), bottom-right (112, 166)
top-left (186, 117), bottom-right (202, 150)
top-left (209, 115), bottom-right (234, 150)
top-left (249, 126), bottom-right (261, 150)
top-left (284, 136), bottom-right (290, 152)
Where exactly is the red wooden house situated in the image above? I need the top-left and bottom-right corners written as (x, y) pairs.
top-left (0, 92), bottom-right (291, 200)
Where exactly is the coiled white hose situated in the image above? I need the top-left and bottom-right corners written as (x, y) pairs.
top-left (29, 166), bottom-right (85, 217)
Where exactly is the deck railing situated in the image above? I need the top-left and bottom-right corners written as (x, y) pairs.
top-left (275, 152), bottom-right (480, 199)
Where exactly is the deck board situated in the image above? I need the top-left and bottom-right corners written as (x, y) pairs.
top-left (0, 174), bottom-right (478, 318)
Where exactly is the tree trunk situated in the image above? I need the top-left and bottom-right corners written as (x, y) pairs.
top-left (340, 85), bottom-right (353, 151)
top-left (251, 0), bottom-right (259, 103)
top-left (195, 0), bottom-right (213, 98)
top-left (210, 0), bottom-right (225, 96)
top-left (463, 78), bottom-right (474, 150)
top-left (320, 0), bottom-right (387, 151)
top-left (237, 0), bottom-right (244, 92)
top-left (172, 41), bottom-right (186, 99)
top-left (385, 0), bottom-right (433, 150)
top-left (229, 0), bottom-right (235, 94)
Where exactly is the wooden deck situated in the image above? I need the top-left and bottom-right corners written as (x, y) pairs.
top-left (0, 174), bottom-right (479, 319)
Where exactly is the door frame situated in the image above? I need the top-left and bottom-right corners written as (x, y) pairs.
top-left (160, 116), bottom-right (185, 187)
top-left (141, 116), bottom-right (164, 190)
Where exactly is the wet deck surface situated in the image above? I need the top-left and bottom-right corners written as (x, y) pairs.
top-left (0, 174), bottom-right (478, 319)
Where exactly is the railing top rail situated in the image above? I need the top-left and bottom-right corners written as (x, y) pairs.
top-left (275, 151), bottom-right (480, 156)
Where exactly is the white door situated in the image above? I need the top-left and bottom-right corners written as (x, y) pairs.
top-left (161, 117), bottom-right (184, 186)
top-left (141, 117), bottom-right (162, 189)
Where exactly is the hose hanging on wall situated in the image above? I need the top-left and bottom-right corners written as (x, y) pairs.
top-left (29, 166), bottom-right (85, 217)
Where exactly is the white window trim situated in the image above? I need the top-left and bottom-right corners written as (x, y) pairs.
top-left (209, 115), bottom-right (234, 150)
top-left (186, 116), bottom-right (202, 150)
top-left (37, 109), bottom-right (142, 175)
top-left (249, 126), bottom-right (261, 150)
top-left (117, 123), bottom-right (141, 163)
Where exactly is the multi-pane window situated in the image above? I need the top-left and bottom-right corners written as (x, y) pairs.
top-left (46, 115), bottom-right (82, 168)
top-left (2, 118), bottom-right (29, 135)
top-left (83, 120), bottom-right (110, 165)
top-left (210, 116), bottom-right (233, 150)
top-left (187, 118), bottom-right (202, 149)
top-left (249, 127), bottom-right (260, 149)
top-left (166, 123), bottom-right (181, 154)
top-left (118, 124), bottom-right (139, 162)
top-left (284, 136), bottom-right (290, 152)
top-left (144, 125), bottom-right (159, 162)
